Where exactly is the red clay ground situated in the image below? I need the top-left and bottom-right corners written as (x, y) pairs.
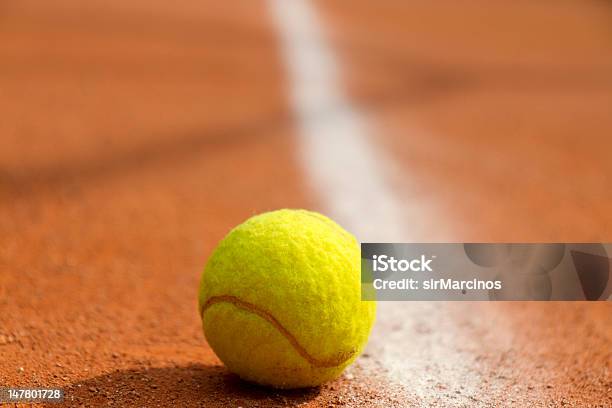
top-left (1, 1), bottom-right (611, 407)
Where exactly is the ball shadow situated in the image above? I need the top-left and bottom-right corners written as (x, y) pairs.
top-left (50, 364), bottom-right (321, 407)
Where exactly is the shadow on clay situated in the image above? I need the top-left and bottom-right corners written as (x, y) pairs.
top-left (50, 364), bottom-right (320, 407)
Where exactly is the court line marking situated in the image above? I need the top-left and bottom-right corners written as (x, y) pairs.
top-left (267, 1), bottom-right (491, 403)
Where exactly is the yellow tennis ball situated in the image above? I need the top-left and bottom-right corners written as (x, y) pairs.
top-left (198, 209), bottom-right (375, 389)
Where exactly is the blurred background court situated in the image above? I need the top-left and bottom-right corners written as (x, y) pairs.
top-left (0, 1), bottom-right (610, 406)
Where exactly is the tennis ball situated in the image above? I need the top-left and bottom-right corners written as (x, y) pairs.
top-left (198, 209), bottom-right (375, 389)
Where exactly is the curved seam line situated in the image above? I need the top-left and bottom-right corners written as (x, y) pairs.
top-left (200, 295), bottom-right (356, 368)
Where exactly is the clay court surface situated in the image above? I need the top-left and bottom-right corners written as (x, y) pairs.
top-left (1, 1), bottom-right (611, 406)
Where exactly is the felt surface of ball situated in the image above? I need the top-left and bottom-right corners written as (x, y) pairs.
top-left (199, 209), bottom-right (376, 388)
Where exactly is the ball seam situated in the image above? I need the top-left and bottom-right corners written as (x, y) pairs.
top-left (200, 295), bottom-right (356, 369)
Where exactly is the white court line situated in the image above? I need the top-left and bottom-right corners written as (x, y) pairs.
top-left (267, 0), bottom-right (409, 242)
top-left (267, 1), bottom-right (486, 403)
